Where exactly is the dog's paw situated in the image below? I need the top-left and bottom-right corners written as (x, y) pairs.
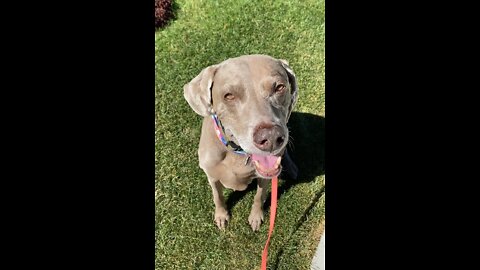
top-left (248, 207), bottom-right (264, 231)
top-left (214, 208), bottom-right (230, 230)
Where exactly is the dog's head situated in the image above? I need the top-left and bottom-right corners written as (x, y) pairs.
top-left (184, 55), bottom-right (298, 178)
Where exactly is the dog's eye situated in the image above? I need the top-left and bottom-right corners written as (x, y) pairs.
top-left (274, 84), bottom-right (286, 94)
top-left (224, 93), bottom-right (235, 101)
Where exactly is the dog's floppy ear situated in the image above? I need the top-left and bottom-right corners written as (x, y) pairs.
top-left (183, 64), bottom-right (220, 117)
top-left (279, 59), bottom-right (298, 122)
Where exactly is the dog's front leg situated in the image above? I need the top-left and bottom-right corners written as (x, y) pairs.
top-left (208, 177), bottom-right (230, 230)
top-left (248, 178), bottom-right (268, 231)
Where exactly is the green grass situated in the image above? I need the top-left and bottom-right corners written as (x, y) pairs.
top-left (155, 0), bottom-right (325, 269)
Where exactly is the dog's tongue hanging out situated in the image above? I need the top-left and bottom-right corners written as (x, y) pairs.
top-left (251, 154), bottom-right (281, 177)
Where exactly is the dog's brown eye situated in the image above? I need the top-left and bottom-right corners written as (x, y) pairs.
top-left (275, 84), bottom-right (286, 94)
top-left (224, 93), bottom-right (235, 101)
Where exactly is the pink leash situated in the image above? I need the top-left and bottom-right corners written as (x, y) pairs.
top-left (261, 176), bottom-right (278, 270)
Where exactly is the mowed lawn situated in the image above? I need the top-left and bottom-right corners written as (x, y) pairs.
top-left (155, 0), bottom-right (325, 269)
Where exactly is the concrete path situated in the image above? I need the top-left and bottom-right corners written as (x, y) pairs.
top-left (311, 230), bottom-right (325, 270)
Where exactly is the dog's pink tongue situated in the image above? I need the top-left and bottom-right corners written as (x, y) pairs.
top-left (251, 154), bottom-right (279, 169)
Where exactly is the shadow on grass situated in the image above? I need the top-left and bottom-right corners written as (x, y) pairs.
top-left (226, 112), bottom-right (325, 212)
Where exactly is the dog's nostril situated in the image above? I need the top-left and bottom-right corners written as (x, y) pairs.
top-left (260, 139), bottom-right (268, 145)
top-left (276, 136), bottom-right (285, 145)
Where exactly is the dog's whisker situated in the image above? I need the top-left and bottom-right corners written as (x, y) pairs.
top-left (287, 135), bottom-right (295, 151)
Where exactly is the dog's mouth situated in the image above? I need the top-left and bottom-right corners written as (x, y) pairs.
top-left (251, 154), bottom-right (282, 179)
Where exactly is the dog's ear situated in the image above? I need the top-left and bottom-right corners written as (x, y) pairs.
top-left (279, 59), bottom-right (289, 65)
top-left (279, 59), bottom-right (298, 122)
top-left (183, 64), bottom-right (220, 117)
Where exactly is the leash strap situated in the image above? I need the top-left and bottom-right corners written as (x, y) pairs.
top-left (261, 176), bottom-right (278, 270)
top-left (211, 114), bottom-right (282, 269)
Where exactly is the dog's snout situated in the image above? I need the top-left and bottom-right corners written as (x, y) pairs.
top-left (253, 123), bottom-right (285, 152)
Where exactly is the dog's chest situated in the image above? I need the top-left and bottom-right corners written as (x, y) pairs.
top-left (220, 152), bottom-right (257, 188)
top-left (224, 152), bottom-right (256, 177)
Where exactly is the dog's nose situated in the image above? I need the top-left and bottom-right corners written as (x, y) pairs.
top-left (253, 123), bottom-right (285, 152)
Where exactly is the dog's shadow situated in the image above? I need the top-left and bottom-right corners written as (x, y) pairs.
top-left (226, 112), bottom-right (325, 211)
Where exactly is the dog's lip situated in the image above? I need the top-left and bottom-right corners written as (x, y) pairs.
top-left (245, 146), bottom-right (286, 156)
